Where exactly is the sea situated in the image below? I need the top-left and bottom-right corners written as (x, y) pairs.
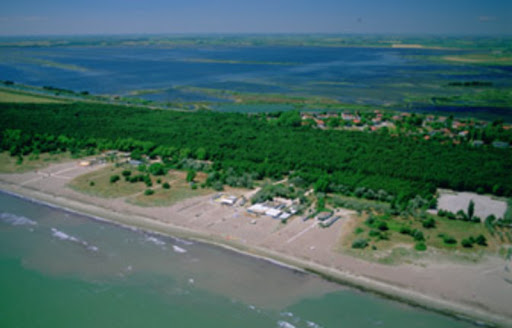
top-left (0, 191), bottom-right (475, 328)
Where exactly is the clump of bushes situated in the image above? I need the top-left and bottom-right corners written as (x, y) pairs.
top-left (162, 182), bottom-right (170, 189)
top-left (110, 175), bottom-right (120, 183)
top-left (144, 189), bottom-right (154, 196)
top-left (422, 218), bottom-right (436, 229)
top-left (462, 234), bottom-right (488, 248)
top-left (438, 234), bottom-right (457, 245)
top-left (352, 239), bottom-right (369, 249)
top-left (415, 242), bottom-right (427, 251)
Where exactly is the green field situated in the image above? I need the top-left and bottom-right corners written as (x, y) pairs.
top-left (0, 89), bottom-right (65, 104)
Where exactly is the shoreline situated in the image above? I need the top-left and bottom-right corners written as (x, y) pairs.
top-left (1, 180), bottom-right (510, 327)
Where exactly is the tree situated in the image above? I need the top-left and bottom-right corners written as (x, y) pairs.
top-left (314, 175), bottom-right (330, 193)
top-left (468, 200), bottom-right (475, 220)
top-left (277, 111), bottom-right (301, 127)
top-left (317, 196), bottom-right (325, 210)
top-left (148, 163), bottom-right (166, 176)
top-left (110, 175), bottom-right (120, 183)
top-left (186, 169), bottom-right (196, 182)
top-left (162, 182), bottom-right (170, 189)
top-left (196, 147), bottom-right (207, 160)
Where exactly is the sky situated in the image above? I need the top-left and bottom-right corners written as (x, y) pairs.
top-left (0, 0), bottom-right (511, 36)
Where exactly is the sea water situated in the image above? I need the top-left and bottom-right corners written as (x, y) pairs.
top-left (0, 191), bottom-right (475, 327)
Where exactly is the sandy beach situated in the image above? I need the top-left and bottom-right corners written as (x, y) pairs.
top-left (1, 160), bottom-right (511, 327)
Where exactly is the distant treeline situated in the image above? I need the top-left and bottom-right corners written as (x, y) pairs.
top-left (1, 102), bottom-right (511, 201)
top-left (447, 81), bottom-right (493, 87)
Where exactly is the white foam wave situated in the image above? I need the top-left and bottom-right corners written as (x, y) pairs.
top-left (0, 212), bottom-right (37, 226)
top-left (280, 312), bottom-right (294, 318)
top-left (306, 321), bottom-right (323, 328)
top-left (52, 228), bottom-right (80, 242)
top-left (173, 237), bottom-right (194, 245)
top-left (173, 245), bottom-right (187, 253)
top-left (146, 236), bottom-right (166, 246)
top-left (277, 321), bottom-right (296, 328)
top-left (51, 228), bottom-right (99, 252)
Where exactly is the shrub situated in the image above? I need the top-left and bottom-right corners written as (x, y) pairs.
top-left (368, 230), bottom-right (380, 237)
top-left (475, 234), bottom-right (487, 246)
top-left (186, 169), bottom-right (196, 182)
top-left (365, 216), bottom-right (376, 226)
top-left (412, 229), bottom-right (425, 242)
top-left (354, 227), bottom-right (364, 235)
top-left (162, 182), bottom-right (170, 189)
top-left (443, 236), bottom-right (457, 245)
top-left (212, 181), bottom-right (224, 191)
top-left (144, 189), bottom-right (154, 196)
top-left (422, 218), bottom-right (436, 229)
top-left (399, 226), bottom-right (411, 235)
top-left (89, 181), bottom-right (95, 186)
top-left (377, 221), bottom-right (389, 231)
top-left (352, 239), bottom-right (369, 249)
top-left (143, 175), bottom-right (152, 187)
top-left (110, 175), bottom-right (120, 183)
top-left (415, 242), bottom-right (427, 251)
top-left (461, 239), bottom-right (473, 248)
top-left (446, 212), bottom-right (456, 220)
top-left (122, 170), bottom-right (131, 177)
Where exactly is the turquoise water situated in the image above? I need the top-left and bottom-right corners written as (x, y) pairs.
top-left (0, 191), bottom-right (474, 328)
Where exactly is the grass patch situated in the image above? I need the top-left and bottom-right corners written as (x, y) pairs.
top-left (68, 165), bottom-right (147, 198)
top-left (127, 171), bottom-right (213, 207)
top-left (0, 151), bottom-right (72, 173)
top-left (341, 211), bottom-right (500, 263)
top-left (0, 89), bottom-right (66, 104)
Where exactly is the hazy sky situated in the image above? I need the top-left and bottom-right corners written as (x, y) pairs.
top-left (1, 0), bottom-right (511, 36)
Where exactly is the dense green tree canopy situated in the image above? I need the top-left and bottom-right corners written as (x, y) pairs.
top-left (1, 102), bottom-right (511, 201)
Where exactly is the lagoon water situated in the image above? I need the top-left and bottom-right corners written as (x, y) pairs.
top-left (0, 191), bottom-right (474, 328)
top-left (1, 45), bottom-right (510, 106)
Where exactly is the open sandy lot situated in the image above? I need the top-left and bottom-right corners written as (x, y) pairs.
top-left (437, 189), bottom-right (507, 219)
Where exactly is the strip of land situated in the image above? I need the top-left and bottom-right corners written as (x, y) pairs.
top-left (1, 160), bottom-right (511, 327)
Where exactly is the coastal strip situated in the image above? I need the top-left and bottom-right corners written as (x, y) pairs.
top-left (0, 181), bottom-right (510, 328)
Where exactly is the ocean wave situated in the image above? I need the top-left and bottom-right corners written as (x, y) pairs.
top-left (0, 212), bottom-right (37, 226)
top-left (173, 237), bottom-right (194, 246)
top-left (277, 321), bottom-right (296, 328)
top-left (51, 228), bottom-right (99, 252)
top-left (172, 245), bottom-right (187, 253)
top-left (146, 236), bottom-right (166, 246)
top-left (306, 321), bottom-right (323, 328)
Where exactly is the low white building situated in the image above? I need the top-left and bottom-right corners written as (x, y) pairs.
top-left (265, 208), bottom-right (282, 218)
